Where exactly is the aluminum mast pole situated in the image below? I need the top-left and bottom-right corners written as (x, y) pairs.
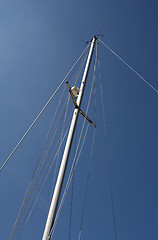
top-left (42, 36), bottom-right (96, 240)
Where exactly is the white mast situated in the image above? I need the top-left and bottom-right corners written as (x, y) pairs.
top-left (42, 36), bottom-right (96, 240)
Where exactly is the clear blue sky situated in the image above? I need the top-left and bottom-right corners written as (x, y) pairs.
top-left (1, 0), bottom-right (158, 239)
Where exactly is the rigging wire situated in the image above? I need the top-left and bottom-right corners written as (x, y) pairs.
top-left (0, 43), bottom-right (90, 172)
top-left (50, 123), bottom-right (90, 239)
top-left (97, 46), bottom-right (118, 240)
top-left (68, 129), bottom-right (76, 240)
top-left (32, 45), bottom-right (88, 185)
top-left (33, 96), bottom-right (70, 183)
top-left (72, 47), bottom-right (89, 87)
top-left (78, 42), bottom-right (98, 240)
top-left (14, 125), bottom-right (70, 240)
top-left (10, 119), bottom-right (72, 240)
top-left (17, 124), bottom-right (71, 240)
top-left (32, 84), bottom-right (67, 180)
top-left (67, 53), bottom-right (89, 240)
top-left (98, 38), bottom-right (158, 94)
top-left (17, 122), bottom-right (72, 240)
top-left (68, 173), bottom-right (74, 240)
top-left (9, 45), bottom-right (90, 240)
top-left (50, 50), bottom-right (96, 238)
top-left (49, 95), bottom-right (71, 204)
top-left (78, 129), bottom-right (96, 240)
top-left (50, 48), bottom-right (89, 204)
top-left (67, 48), bottom-right (88, 238)
top-left (9, 98), bottom-right (73, 240)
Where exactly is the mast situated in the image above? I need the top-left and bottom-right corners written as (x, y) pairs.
top-left (42, 36), bottom-right (96, 240)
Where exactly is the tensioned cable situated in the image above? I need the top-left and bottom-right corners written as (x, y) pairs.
top-left (49, 49), bottom-right (89, 204)
top-left (51, 51), bottom-right (96, 236)
top-left (78, 128), bottom-right (96, 240)
top-left (17, 124), bottom-right (71, 240)
top-left (46, 47), bottom-right (88, 182)
top-left (42, 50), bottom-right (89, 239)
top-left (32, 96), bottom-right (70, 186)
top-left (65, 53), bottom-right (89, 231)
top-left (49, 95), bottom-right (71, 204)
top-left (47, 49), bottom-right (88, 223)
top-left (10, 115), bottom-right (67, 240)
top-left (10, 48), bottom-right (89, 239)
top-left (67, 49), bottom-right (87, 237)
top-left (93, 43), bottom-right (97, 124)
top-left (51, 123), bottom-right (90, 239)
top-left (50, 117), bottom-right (91, 237)
top-left (52, 55), bottom-right (96, 236)
top-left (32, 84), bottom-right (67, 180)
top-left (50, 52), bottom-right (96, 238)
top-left (97, 47), bottom-right (118, 240)
top-left (12, 41), bottom-right (90, 238)
top-left (68, 123), bottom-right (77, 240)
top-left (68, 175), bottom-right (74, 240)
top-left (10, 108), bottom-right (73, 240)
top-left (0, 43), bottom-right (90, 172)
top-left (78, 44), bottom-right (98, 240)
top-left (10, 98), bottom-right (73, 240)
top-left (98, 38), bottom-right (158, 94)
top-left (68, 132), bottom-right (76, 240)
top-left (73, 48), bottom-right (89, 87)
top-left (13, 124), bottom-right (71, 240)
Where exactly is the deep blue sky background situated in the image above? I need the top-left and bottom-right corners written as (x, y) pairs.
top-left (1, 0), bottom-right (158, 239)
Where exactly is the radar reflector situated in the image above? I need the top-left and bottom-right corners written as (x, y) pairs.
top-left (71, 86), bottom-right (80, 98)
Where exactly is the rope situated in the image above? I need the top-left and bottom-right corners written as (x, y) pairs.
top-left (10, 119), bottom-right (72, 240)
top-left (0, 43), bottom-right (90, 172)
top-left (50, 50), bottom-right (96, 238)
top-left (9, 99), bottom-right (73, 240)
top-left (13, 125), bottom-right (70, 240)
top-left (68, 124), bottom-right (77, 240)
top-left (32, 84), bottom-right (67, 180)
top-left (97, 59), bottom-right (107, 139)
top-left (97, 47), bottom-right (118, 240)
top-left (9, 44), bottom-right (90, 239)
top-left (98, 38), bottom-right (158, 94)
top-left (68, 173), bottom-right (74, 240)
top-left (49, 95), bottom-right (71, 204)
top-left (68, 160), bottom-right (74, 240)
top-left (50, 123), bottom-right (90, 239)
top-left (49, 49), bottom-right (88, 208)
top-left (78, 129), bottom-right (96, 240)
top-left (78, 45), bottom-right (98, 240)
top-left (33, 96), bottom-right (70, 183)
top-left (93, 42), bottom-right (97, 123)
top-left (10, 44), bottom-right (90, 239)
top-left (73, 49), bottom-right (89, 87)
top-left (10, 44), bottom-right (89, 237)
top-left (68, 51), bottom-right (88, 240)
